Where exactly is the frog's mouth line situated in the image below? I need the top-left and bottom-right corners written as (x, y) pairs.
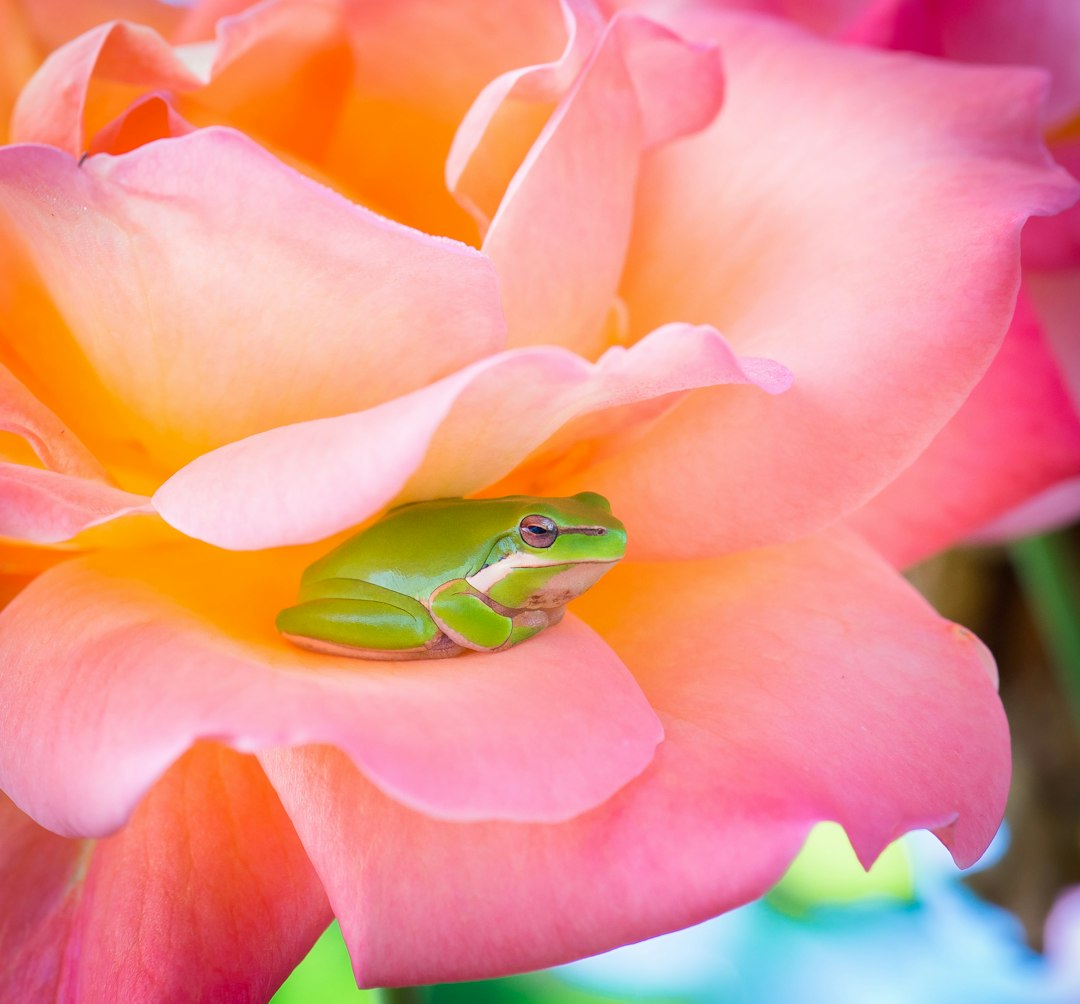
top-left (466, 554), bottom-right (621, 593)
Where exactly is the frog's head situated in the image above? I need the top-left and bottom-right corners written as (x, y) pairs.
top-left (467, 492), bottom-right (627, 610)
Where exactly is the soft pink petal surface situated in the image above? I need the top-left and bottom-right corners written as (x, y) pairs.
top-left (0, 545), bottom-right (661, 836)
top-left (575, 11), bottom-right (1077, 559)
top-left (847, 292), bottom-right (1080, 566)
top-left (153, 323), bottom-right (790, 550)
top-left (11, 20), bottom-right (203, 154)
top-left (263, 530), bottom-right (1008, 985)
top-left (0, 465), bottom-right (151, 543)
top-left (0, 130), bottom-right (505, 472)
top-left (0, 745), bottom-right (331, 1003)
top-left (481, 12), bottom-right (723, 355)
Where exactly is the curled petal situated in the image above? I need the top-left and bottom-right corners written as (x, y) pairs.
top-left (0, 746), bottom-right (331, 1003)
top-left (0, 362), bottom-right (108, 480)
top-left (11, 20), bottom-right (203, 154)
top-left (0, 545), bottom-right (661, 836)
top-left (197, 0), bottom-right (580, 239)
top-left (86, 92), bottom-right (196, 156)
top-left (448, 0), bottom-right (605, 228)
top-left (481, 12), bottom-right (724, 354)
top-left (263, 530), bottom-right (1007, 985)
top-left (153, 323), bottom-right (789, 550)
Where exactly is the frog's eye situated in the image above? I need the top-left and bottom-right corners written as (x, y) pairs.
top-left (519, 514), bottom-right (558, 548)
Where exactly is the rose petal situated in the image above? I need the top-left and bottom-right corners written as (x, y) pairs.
top-left (846, 291), bottom-right (1080, 566)
top-left (969, 475), bottom-right (1080, 543)
top-left (0, 130), bottom-right (506, 472)
top-left (0, 745), bottom-right (331, 1003)
top-left (0, 543), bottom-right (661, 836)
top-left (263, 529), bottom-right (1006, 985)
top-left (482, 12), bottom-right (723, 354)
top-left (86, 92), bottom-right (196, 156)
top-left (11, 20), bottom-right (203, 154)
top-left (570, 11), bottom-right (1078, 559)
top-left (153, 323), bottom-right (790, 550)
top-left (0, 361), bottom-right (108, 480)
top-left (0, 1), bottom-right (39, 145)
top-left (0, 464), bottom-right (151, 543)
top-left (899, 0), bottom-right (1080, 129)
top-left (17, 0), bottom-right (185, 53)
top-left (1024, 139), bottom-right (1080, 270)
top-left (447, 0), bottom-right (604, 229)
top-left (1027, 266), bottom-right (1080, 411)
top-left (202, 0), bottom-right (576, 240)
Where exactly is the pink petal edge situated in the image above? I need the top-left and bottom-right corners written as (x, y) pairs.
top-left (262, 529), bottom-right (1007, 985)
top-left (152, 323), bottom-right (790, 551)
top-left (0, 546), bottom-right (661, 836)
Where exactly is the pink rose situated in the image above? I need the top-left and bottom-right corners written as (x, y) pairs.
top-left (0, 0), bottom-right (1074, 997)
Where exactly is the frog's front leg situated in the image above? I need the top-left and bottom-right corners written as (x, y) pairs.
top-left (429, 581), bottom-right (566, 653)
top-left (429, 579), bottom-right (526, 652)
top-left (277, 578), bottom-right (455, 659)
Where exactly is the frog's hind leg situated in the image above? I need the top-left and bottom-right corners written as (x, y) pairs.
top-left (276, 578), bottom-right (457, 660)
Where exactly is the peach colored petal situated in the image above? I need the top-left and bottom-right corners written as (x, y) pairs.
top-left (0, 362), bottom-right (109, 480)
top-left (86, 92), bottom-right (196, 156)
top-left (846, 291), bottom-right (1080, 566)
top-left (191, 0), bottom-right (354, 169)
top-left (262, 530), bottom-right (1006, 985)
top-left (11, 20), bottom-right (203, 154)
top-left (153, 323), bottom-right (790, 550)
top-left (0, 745), bottom-right (331, 1003)
top-left (447, 0), bottom-right (606, 229)
top-left (482, 13), bottom-right (723, 354)
top-left (0, 1), bottom-right (39, 145)
top-left (567, 11), bottom-right (1078, 559)
top-left (0, 464), bottom-right (151, 543)
top-left (0, 544), bottom-right (661, 836)
top-left (0, 130), bottom-right (506, 473)
top-left (18, 0), bottom-right (185, 52)
top-left (286, 0), bottom-right (574, 239)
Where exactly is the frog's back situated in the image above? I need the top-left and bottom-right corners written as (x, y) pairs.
top-left (300, 498), bottom-right (513, 601)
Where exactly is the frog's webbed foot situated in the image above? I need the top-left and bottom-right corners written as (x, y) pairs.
top-left (277, 578), bottom-right (452, 659)
top-left (491, 607), bottom-right (563, 651)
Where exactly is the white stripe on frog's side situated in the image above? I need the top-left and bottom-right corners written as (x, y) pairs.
top-left (466, 551), bottom-right (614, 593)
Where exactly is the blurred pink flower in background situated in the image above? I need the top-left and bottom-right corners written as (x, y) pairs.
top-left (0, 0), bottom-right (1075, 999)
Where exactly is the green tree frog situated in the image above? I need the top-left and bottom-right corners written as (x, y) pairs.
top-left (276, 493), bottom-right (627, 659)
